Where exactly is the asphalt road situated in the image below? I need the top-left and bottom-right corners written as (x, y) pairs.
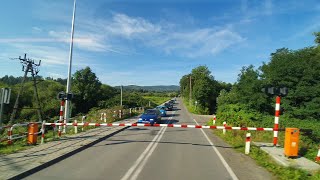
top-left (24, 99), bottom-right (237, 180)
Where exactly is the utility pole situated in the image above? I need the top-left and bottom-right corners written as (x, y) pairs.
top-left (189, 75), bottom-right (192, 105)
top-left (10, 54), bottom-right (42, 124)
top-left (64, 0), bottom-right (76, 133)
top-left (120, 85), bottom-right (123, 107)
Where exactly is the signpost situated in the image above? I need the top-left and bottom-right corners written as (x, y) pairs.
top-left (0, 88), bottom-right (11, 126)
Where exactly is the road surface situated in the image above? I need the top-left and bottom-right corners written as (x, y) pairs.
top-left (23, 99), bottom-right (260, 180)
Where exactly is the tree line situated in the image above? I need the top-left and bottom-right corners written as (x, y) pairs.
top-left (0, 67), bottom-right (177, 124)
top-left (180, 33), bottom-right (320, 125)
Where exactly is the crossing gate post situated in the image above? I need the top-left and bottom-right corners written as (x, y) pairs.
top-left (58, 100), bottom-right (65, 137)
top-left (273, 96), bottom-right (281, 146)
top-left (81, 116), bottom-right (86, 132)
top-left (74, 120), bottom-right (78, 134)
top-left (7, 127), bottom-right (12, 145)
top-left (245, 133), bottom-right (251, 154)
top-left (41, 120), bottom-right (45, 144)
top-left (223, 121), bottom-right (226, 135)
top-left (213, 115), bottom-right (216, 125)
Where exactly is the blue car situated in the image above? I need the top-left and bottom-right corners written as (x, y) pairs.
top-left (156, 105), bottom-right (167, 117)
top-left (138, 109), bottom-right (162, 125)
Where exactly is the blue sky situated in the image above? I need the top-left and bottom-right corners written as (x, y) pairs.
top-left (0, 0), bottom-right (320, 86)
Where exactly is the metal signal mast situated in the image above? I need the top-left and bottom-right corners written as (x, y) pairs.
top-left (9, 53), bottom-right (43, 124)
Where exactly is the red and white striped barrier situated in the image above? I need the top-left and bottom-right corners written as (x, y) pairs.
top-left (316, 145), bottom-right (320, 162)
top-left (245, 133), bottom-right (251, 154)
top-left (213, 115), bottom-right (216, 125)
top-left (273, 96), bottom-right (281, 146)
top-left (44, 122), bottom-right (275, 131)
top-left (223, 121), bottom-right (227, 135)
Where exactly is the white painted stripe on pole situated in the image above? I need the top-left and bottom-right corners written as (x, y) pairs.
top-left (202, 126), bottom-right (210, 129)
top-left (245, 133), bottom-right (251, 154)
top-left (317, 148), bottom-right (320, 157)
top-left (137, 123), bottom-right (145, 127)
top-left (187, 125), bottom-right (196, 128)
top-left (274, 116), bottom-right (279, 124)
top-left (232, 127), bottom-right (241, 130)
top-left (274, 131), bottom-right (278, 137)
top-left (193, 119), bottom-right (238, 180)
top-left (223, 122), bottom-right (226, 135)
top-left (121, 127), bottom-right (166, 180)
top-left (159, 124), bottom-right (168, 127)
top-left (275, 104), bottom-right (280, 110)
top-left (173, 124), bottom-right (181, 128)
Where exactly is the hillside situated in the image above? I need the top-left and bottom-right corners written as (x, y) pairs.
top-left (116, 85), bottom-right (179, 92)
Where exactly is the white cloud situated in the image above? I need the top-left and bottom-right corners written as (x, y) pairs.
top-left (32, 27), bottom-right (42, 33)
top-left (105, 13), bottom-right (161, 38)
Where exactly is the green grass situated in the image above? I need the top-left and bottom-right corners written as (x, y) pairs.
top-left (143, 96), bottom-right (172, 106)
top-left (206, 120), bottom-right (320, 179)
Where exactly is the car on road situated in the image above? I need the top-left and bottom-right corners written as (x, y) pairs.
top-left (138, 109), bottom-right (161, 125)
top-left (164, 102), bottom-right (173, 111)
top-left (156, 105), bottom-right (167, 117)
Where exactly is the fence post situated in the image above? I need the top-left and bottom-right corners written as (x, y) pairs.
top-left (273, 96), bottom-right (281, 146)
top-left (104, 113), bottom-right (107, 122)
top-left (74, 120), bottom-right (78, 134)
top-left (223, 121), bottom-right (226, 135)
top-left (100, 113), bottom-right (103, 121)
top-left (213, 115), bottom-right (216, 125)
top-left (41, 120), bottom-right (45, 144)
top-left (245, 133), bottom-right (251, 154)
top-left (316, 145), bottom-right (320, 162)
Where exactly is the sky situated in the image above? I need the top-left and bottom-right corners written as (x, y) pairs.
top-left (0, 0), bottom-right (320, 86)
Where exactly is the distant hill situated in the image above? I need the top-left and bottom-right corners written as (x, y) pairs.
top-left (115, 85), bottom-right (180, 92)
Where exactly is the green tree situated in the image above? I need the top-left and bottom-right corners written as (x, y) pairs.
top-left (72, 67), bottom-right (102, 114)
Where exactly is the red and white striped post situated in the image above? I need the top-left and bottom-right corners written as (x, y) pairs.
top-left (316, 145), bottom-right (320, 162)
top-left (74, 120), bottom-right (78, 134)
top-left (223, 121), bottom-right (226, 135)
top-left (273, 96), bottom-right (281, 146)
top-left (245, 133), bottom-right (251, 154)
top-left (58, 100), bottom-right (65, 137)
top-left (7, 127), bottom-right (12, 145)
top-left (213, 115), bottom-right (216, 125)
top-left (41, 120), bottom-right (45, 144)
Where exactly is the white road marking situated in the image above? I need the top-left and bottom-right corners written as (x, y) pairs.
top-left (120, 127), bottom-right (165, 180)
top-left (121, 110), bottom-right (175, 180)
top-left (130, 126), bottom-right (167, 180)
top-left (193, 118), bottom-right (239, 180)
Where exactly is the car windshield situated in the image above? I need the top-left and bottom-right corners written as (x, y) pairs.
top-left (144, 110), bottom-right (156, 114)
